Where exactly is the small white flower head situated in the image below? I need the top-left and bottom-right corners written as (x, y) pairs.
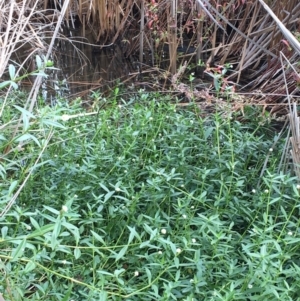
top-left (134, 271), bottom-right (139, 277)
top-left (269, 148), bottom-right (273, 152)
top-left (124, 170), bottom-right (128, 173)
top-left (26, 225), bottom-right (32, 230)
top-left (288, 231), bottom-right (293, 236)
top-left (118, 104), bottom-right (122, 109)
top-left (180, 184), bottom-right (184, 188)
top-left (191, 206), bottom-right (195, 209)
top-left (74, 194), bottom-right (78, 198)
top-left (62, 205), bottom-right (68, 212)
top-left (182, 214), bottom-right (187, 219)
top-left (190, 120), bottom-right (194, 124)
top-left (61, 114), bottom-right (70, 121)
top-left (248, 284), bottom-right (253, 289)
top-left (297, 184), bottom-right (300, 190)
top-left (173, 141), bottom-right (177, 144)
top-left (264, 189), bottom-right (269, 193)
top-left (190, 279), bottom-right (194, 283)
top-left (115, 187), bottom-right (121, 192)
top-left (252, 189), bottom-right (256, 193)
top-left (161, 228), bottom-right (167, 235)
top-left (62, 260), bottom-right (67, 265)
top-left (176, 248), bottom-right (182, 254)
top-left (54, 154), bottom-right (58, 158)
top-left (192, 238), bottom-right (196, 243)
top-left (158, 250), bottom-right (162, 255)
top-left (166, 115), bottom-right (169, 119)
top-left (118, 157), bottom-right (122, 161)
top-left (149, 117), bottom-right (153, 121)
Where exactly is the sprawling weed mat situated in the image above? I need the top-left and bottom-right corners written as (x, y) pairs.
top-left (1, 96), bottom-right (299, 300)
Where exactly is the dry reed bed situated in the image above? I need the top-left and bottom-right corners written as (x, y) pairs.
top-left (1, 0), bottom-right (300, 111)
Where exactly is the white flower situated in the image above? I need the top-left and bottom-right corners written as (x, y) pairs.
top-left (62, 260), bottom-right (67, 265)
top-left (269, 148), bottom-right (273, 152)
top-left (176, 248), bottom-right (182, 254)
top-left (149, 117), bottom-right (153, 121)
top-left (248, 284), bottom-right (253, 289)
top-left (134, 271), bottom-right (139, 277)
top-left (74, 194), bottom-right (78, 198)
top-left (158, 250), bottom-right (162, 255)
top-left (190, 279), bottom-right (194, 283)
top-left (62, 205), bottom-right (68, 212)
top-left (115, 187), bottom-right (121, 192)
top-left (297, 184), bottom-right (300, 190)
top-left (161, 228), bottom-right (167, 235)
top-left (264, 189), bottom-right (269, 193)
top-left (182, 214), bottom-right (187, 219)
top-left (191, 206), bottom-right (195, 209)
top-left (124, 170), bottom-right (127, 173)
top-left (26, 225), bottom-right (32, 230)
top-left (192, 238), bottom-right (196, 243)
top-left (61, 114), bottom-right (70, 121)
top-left (288, 231), bottom-right (293, 236)
top-left (190, 120), bottom-right (194, 124)
top-left (252, 189), bottom-right (256, 193)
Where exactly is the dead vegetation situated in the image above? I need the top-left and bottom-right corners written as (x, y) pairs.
top-left (1, 0), bottom-right (300, 113)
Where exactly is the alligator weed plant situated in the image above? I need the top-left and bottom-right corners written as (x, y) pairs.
top-left (1, 93), bottom-right (300, 301)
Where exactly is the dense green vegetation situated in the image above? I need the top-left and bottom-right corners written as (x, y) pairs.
top-left (1, 91), bottom-right (300, 300)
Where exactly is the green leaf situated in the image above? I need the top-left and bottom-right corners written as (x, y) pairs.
top-left (27, 224), bottom-right (55, 239)
top-left (91, 230), bottom-right (106, 245)
top-left (74, 247), bottom-right (81, 259)
top-left (41, 119), bottom-right (66, 129)
top-left (1, 226), bottom-right (8, 239)
top-left (36, 55), bottom-right (42, 69)
top-left (51, 218), bottom-right (61, 249)
top-left (104, 190), bottom-right (115, 202)
top-left (127, 226), bottom-right (139, 244)
top-left (24, 261), bottom-right (36, 273)
top-left (0, 134), bottom-right (7, 141)
top-left (13, 105), bottom-right (36, 119)
top-left (8, 180), bottom-right (18, 196)
top-left (29, 217), bottom-right (40, 230)
top-left (145, 267), bottom-right (152, 285)
top-left (60, 284), bottom-right (73, 301)
top-left (62, 221), bottom-right (80, 244)
top-left (16, 133), bottom-right (41, 147)
top-left (9, 64), bottom-right (16, 80)
top-left (11, 239), bottom-right (26, 261)
top-left (115, 245), bottom-right (128, 262)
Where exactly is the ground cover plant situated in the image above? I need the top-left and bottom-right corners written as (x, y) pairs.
top-left (1, 92), bottom-right (300, 300)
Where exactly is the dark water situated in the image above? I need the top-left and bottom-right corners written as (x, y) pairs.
top-left (46, 27), bottom-right (142, 101)
top-left (11, 26), bottom-right (208, 104)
